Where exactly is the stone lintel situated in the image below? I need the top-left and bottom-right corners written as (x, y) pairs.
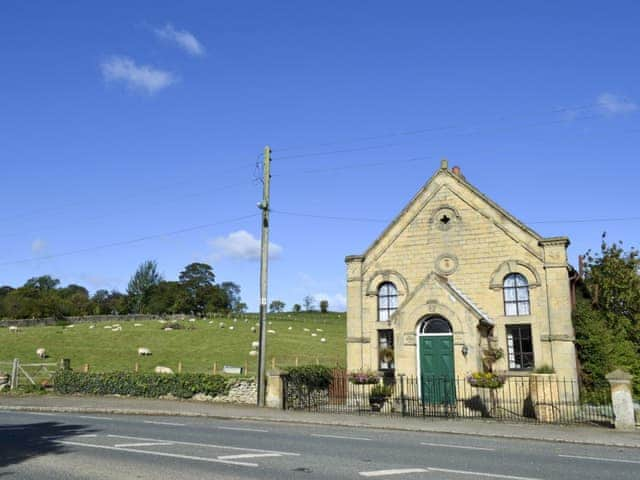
top-left (540, 334), bottom-right (575, 342)
top-left (346, 336), bottom-right (370, 344)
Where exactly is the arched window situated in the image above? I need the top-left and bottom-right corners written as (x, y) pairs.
top-left (419, 316), bottom-right (453, 335)
top-left (503, 273), bottom-right (530, 316)
top-left (378, 282), bottom-right (397, 321)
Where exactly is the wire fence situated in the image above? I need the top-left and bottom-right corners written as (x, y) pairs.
top-left (283, 371), bottom-right (614, 427)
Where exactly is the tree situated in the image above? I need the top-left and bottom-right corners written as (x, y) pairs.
top-left (303, 295), bottom-right (315, 312)
top-left (24, 275), bottom-right (60, 292)
top-left (220, 281), bottom-right (242, 312)
top-left (127, 260), bottom-right (163, 313)
top-left (319, 299), bottom-right (329, 313)
top-left (575, 235), bottom-right (640, 395)
top-left (292, 304), bottom-right (301, 313)
top-left (179, 263), bottom-right (217, 315)
top-left (269, 300), bottom-right (285, 313)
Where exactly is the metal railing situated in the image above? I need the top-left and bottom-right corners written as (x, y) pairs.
top-left (283, 371), bottom-right (614, 426)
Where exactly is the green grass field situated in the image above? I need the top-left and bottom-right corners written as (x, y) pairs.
top-left (0, 312), bottom-right (345, 375)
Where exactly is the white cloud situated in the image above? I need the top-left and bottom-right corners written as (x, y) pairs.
top-left (597, 93), bottom-right (637, 115)
top-left (210, 230), bottom-right (282, 261)
top-left (154, 23), bottom-right (205, 57)
top-left (100, 56), bottom-right (177, 94)
top-left (312, 292), bottom-right (347, 311)
top-left (31, 238), bottom-right (46, 254)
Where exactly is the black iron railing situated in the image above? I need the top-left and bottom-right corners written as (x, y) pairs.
top-left (283, 372), bottom-right (614, 427)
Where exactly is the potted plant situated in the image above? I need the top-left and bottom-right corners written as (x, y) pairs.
top-left (369, 384), bottom-right (393, 412)
top-left (379, 347), bottom-right (394, 364)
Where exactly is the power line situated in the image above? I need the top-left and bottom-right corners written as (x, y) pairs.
top-left (271, 154), bottom-right (433, 177)
top-left (0, 213), bottom-right (259, 267)
top-left (271, 209), bottom-right (640, 225)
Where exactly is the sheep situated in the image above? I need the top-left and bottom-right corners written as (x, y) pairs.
top-left (249, 350), bottom-right (258, 357)
top-left (159, 320), bottom-right (167, 324)
top-left (320, 338), bottom-right (326, 343)
top-left (229, 326), bottom-right (235, 331)
top-left (154, 366), bottom-right (174, 374)
top-left (303, 328), bottom-right (310, 332)
top-left (251, 326), bottom-right (257, 333)
top-left (163, 327), bottom-right (173, 331)
top-left (89, 325), bottom-right (95, 329)
top-left (311, 333), bottom-right (317, 337)
top-left (288, 326), bottom-right (293, 330)
top-left (134, 323), bottom-right (142, 327)
top-left (111, 326), bottom-right (122, 332)
top-left (316, 328), bottom-right (323, 332)
top-left (233, 318), bottom-right (237, 323)
top-left (251, 341), bottom-right (260, 349)
top-left (219, 322), bottom-right (225, 328)
top-left (189, 318), bottom-right (196, 323)
top-left (8, 326), bottom-right (18, 333)
top-left (36, 348), bottom-right (46, 359)
top-left (103, 325), bottom-right (111, 329)
top-left (208, 320), bottom-right (214, 324)
top-left (137, 347), bottom-right (152, 356)
top-left (267, 329), bottom-right (276, 334)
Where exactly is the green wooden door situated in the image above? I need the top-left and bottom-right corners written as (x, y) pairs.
top-left (419, 335), bottom-right (455, 405)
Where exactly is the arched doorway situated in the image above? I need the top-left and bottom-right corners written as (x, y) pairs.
top-left (417, 316), bottom-right (456, 405)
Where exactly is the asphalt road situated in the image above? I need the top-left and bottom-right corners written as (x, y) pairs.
top-left (0, 411), bottom-right (637, 479)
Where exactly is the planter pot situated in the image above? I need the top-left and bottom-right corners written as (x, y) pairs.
top-left (529, 374), bottom-right (560, 422)
top-left (369, 397), bottom-right (387, 412)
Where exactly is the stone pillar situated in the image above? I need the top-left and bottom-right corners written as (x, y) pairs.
top-left (265, 369), bottom-right (284, 409)
top-left (606, 369), bottom-right (636, 431)
top-left (345, 255), bottom-right (365, 372)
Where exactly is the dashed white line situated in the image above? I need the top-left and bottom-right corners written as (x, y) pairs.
top-left (218, 453), bottom-right (283, 460)
top-left (558, 454), bottom-right (640, 465)
top-left (143, 420), bottom-right (185, 427)
top-left (218, 426), bottom-right (268, 433)
top-left (312, 434), bottom-right (372, 441)
top-left (359, 468), bottom-right (428, 477)
top-left (429, 467), bottom-right (542, 480)
top-left (57, 440), bottom-right (259, 467)
top-left (420, 442), bottom-right (495, 451)
top-left (114, 442), bottom-right (174, 448)
top-left (77, 415), bottom-right (113, 421)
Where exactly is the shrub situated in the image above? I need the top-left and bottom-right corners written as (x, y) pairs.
top-left (285, 365), bottom-right (333, 391)
top-left (533, 365), bottom-right (555, 374)
top-left (52, 371), bottom-right (231, 399)
top-left (369, 384), bottom-right (392, 399)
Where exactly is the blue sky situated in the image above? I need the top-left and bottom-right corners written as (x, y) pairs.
top-left (1, 1), bottom-right (638, 311)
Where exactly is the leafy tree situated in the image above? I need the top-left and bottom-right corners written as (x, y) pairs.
top-left (127, 260), bottom-right (163, 313)
top-left (303, 295), bottom-right (315, 312)
top-left (292, 303), bottom-right (301, 313)
top-left (269, 300), bottom-right (285, 313)
top-left (575, 235), bottom-right (640, 395)
top-left (179, 263), bottom-right (217, 315)
top-left (319, 299), bottom-right (329, 313)
top-left (24, 275), bottom-right (60, 292)
top-left (220, 281), bottom-right (242, 312)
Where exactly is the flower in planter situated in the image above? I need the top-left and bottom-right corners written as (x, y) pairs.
top-left (466, 372), bottom-right (506, 389)
top-left (348, 371), bottom-right (380, 385)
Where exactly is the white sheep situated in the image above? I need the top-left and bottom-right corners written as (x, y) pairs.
top-left (89, 325), bottom-right (95, 329)
top-left (288, 326), bottom-right (293, 330)
top-left (66, 324), bottom-right (75, 328)
top-left (268, 329), bottom-right (276, 334)
top-left (103, 325), bottom-right (111, 329)
top-left (229, 326), bottom-right (235, 331)
top-left (311, 333), bottom-right (317, 337)
top-left (208, 320), bottom-right (214, 324)
top-left (137, 347), bottom-right (152, 356)
top-left (111, 326), bottom-right (122, 332)
top-left (316, 328), bottom-right (323, 332)
top-left (163, 327), bottom-right (173, 331)
top-left (303, 328), bottom-right (310, 332)
top-left (251, 326), bottom-right (257, 332)
top-left (233, 318), bottom-right (237, 323)
top-left (320, 338), bottom-right (326, 343)
top-left (159, 320), bottom-right (167, 324)
top-left (36, 348), bottom-right (46, 359)
top-left (134, 323), bottom-right (142, 327)
top-left (251, 341), bottom-right (260, 349)
top-left (219, 322), bottom-right (225, 328)
top-left (249, 350), bottom-right (258, 357)
top-left (154, 366), bottom-right (174, 374)
top-left (8, 326), bottom-right (18, 333)
top-left (189, 318), bottom-right (196, 323)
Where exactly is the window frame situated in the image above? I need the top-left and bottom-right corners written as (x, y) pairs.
top-left (377, 282), bottom-right (398, 322)
top-left (377, 329), bottom-right (395, 371)
top-left (503, 273), bottom-right (531, 316)
top-left (505, 324), bottom-right (534, 371)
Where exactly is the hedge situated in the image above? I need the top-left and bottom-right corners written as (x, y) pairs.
top-left (52, 371), bottom-right (232, 399)
top-left (285, 365), bottom-right (333, 391)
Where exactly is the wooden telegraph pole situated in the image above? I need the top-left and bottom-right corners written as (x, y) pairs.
top-left (257, 145), bottom-right (271, 407)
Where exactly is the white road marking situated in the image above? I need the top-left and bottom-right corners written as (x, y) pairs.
top-left (558, 454), bottom-right (640, 465)
top-left (57, 440), bottom-right (258, 467)
top-left (106, 434), bottom-right (299, 456)
top-left (420, 442), bottom-right (495, 451)
top-left (77, 415), bottom-right (113, 421)
top-left (312, 434), bottom-right (372, 441)
top-left (218, 453), bottom-right (283, 460)
top-left (143, 420), bottom-right (185, 427)
top-left (218, 426), bottom-right (268, 433)
top-left (19, 412), bottom-right (57, 417)
top-left (114, 442), bottom-right (175, 448)
top-left (359, 468), bottom-right (428, 477)
top-left (429, 467), bottom-right (542, 480)
top-left (77, 434), bottom-right (97, 438)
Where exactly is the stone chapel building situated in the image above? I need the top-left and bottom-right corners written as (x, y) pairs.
top-left (345, 160), bottom-right (578, 385)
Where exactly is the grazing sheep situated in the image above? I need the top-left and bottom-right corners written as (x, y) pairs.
top-left (320, 338), bottom-right (326, 343)
top-left (251, 326), bottom-right (257, 332)
top-left (111, 327), bottom-right (122, 332)
top-left (36, 348), bottom-right (46, 359)
top-left (163, 327), bottom-right (173, 331)
top-left (66, 324), bottom-right (75, 329)
top-left (316, 328), bottom-right (323, 332)
top-left (137, 347), bottom-right (152, 356)
top-left (267, 329), bottom-right (276, 334)
top-left (89, 325), bottom-right (95, 329)
top-left (189, 318), bottom-right (196, 323)
top-left (208, 320), bottom-right (214, 324)
top-left (268, 321), bottom-right (272, 325)
top-left (311, 333), bottom-right (317, 337)
top-left (251, 341), bottom-right (260, 349)
top-left (154, 366), bottom-right (174, 374)
top-left (8, 326), bottom-right (18, 333)
top-left (249, 350), bottom-right (258, 357)
top-left (134, 323), bottom-right (142, 327)
top-left (288, 326), bottom-right (293, 330)
top-left (229, 326), bottom-right (235, 331)
top-left (303, 328), bottom-right (310, 332)
top-left (103, 325), bottom-right (111, 329)
top-left (233, 318), bottom-right (237, 323)
top-left (219, 322), bottom-right (225, 328)
top-left (159, 320), bottom-right (167, 324)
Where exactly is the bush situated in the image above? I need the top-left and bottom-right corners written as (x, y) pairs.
top-left (285, 365), bottom-right (333, 391)
top-left (369, 384), bottom-right (392, 399)
top-left (52, 371), bottom-right (231, 399)
top-left (533, 365), bottom-right (555, 374)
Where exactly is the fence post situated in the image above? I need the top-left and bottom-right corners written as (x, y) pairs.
top-left (606, 369), bottom-right (635, 430)
top-left (400, 374), bottom-right (406, 417)
top-left (10, 358), bottom-right (19, 390)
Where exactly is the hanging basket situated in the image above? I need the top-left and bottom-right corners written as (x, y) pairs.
top-left (379, 348), bottom-right (394, 363)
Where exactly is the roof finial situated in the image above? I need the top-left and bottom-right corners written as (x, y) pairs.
top-left (440, 158), bottom-right (448, 170)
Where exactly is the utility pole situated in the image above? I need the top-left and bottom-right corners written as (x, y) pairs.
top-left (257, 145), bottom-right (271, 407)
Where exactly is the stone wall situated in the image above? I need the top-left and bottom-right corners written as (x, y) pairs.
top-left (193, 378), bottom-right (257, 404)
top-left (0, 314), bottom-right (189, 328)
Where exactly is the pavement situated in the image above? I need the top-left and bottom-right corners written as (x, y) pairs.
top-left (1, 394), bottom-right (639, 449)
